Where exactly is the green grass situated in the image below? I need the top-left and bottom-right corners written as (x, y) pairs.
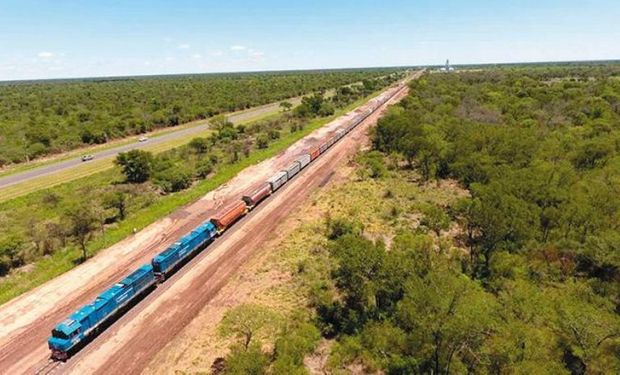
top-left (0, 90), bottom-right (385, 306)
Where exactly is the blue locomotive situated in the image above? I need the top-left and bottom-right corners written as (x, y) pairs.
top-left (152, 221), bottom-right (218, 281)
top-left (48, 264), bottom-right (156, 360)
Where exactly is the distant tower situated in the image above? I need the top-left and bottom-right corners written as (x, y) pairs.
top-left (445, 59), bottom-right (450, 71)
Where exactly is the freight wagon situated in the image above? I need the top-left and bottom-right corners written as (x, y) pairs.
top-left (267, 171), bottom-right (288, 192)
top-left (47, 83), bottom-right (402, 362)
top-left (296, 154), bottom-right (311, 169)
top-left (319, 142), bottom-right (329, 154)
top-left (48, 264), bottom-right (156, 360)
top-left (283, 161), bottom-right (302, 180)
top-left (242, 183), bottom-right (272, 209)
top-left (211, 201), bottom-right (248, 233)
top-left (309, 147), bottom-right (321, 161)
top-left (335, 129), bottom-right (345, 140)
top-left (326, 135), bottom-right (336, 148)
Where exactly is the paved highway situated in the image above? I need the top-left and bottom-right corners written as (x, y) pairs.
top-left (0, 97), bottom-right (302, 190)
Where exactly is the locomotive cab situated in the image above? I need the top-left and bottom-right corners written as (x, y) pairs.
top-left (48, 319), bottom-right (81, 360)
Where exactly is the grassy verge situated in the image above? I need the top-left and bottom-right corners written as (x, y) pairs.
top-left (0, 90), bottom-right (384, 305)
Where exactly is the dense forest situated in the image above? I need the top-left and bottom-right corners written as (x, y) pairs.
top-left (321, 66), bottom-right (620, 373)
top-left (0, 69), bottom-right (396, 165)
top-left (0, 74), bottom-right (399, 296)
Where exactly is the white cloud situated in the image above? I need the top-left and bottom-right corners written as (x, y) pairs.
top-left (248, 49), bottom-right (264, 57)
top-left (192, 53), bottom-right (202, 59)
top-left (38, 51), bottom-right (54, 58)
top-left (230, 45), bottom-right (246, 51)
top-left (209, 50), bottom-right (224, 57)
top-left (178, 43), bottom-right (190, 49)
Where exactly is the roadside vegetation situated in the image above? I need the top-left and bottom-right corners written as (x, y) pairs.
top-left (0, 74), bottom-right (401, 304)
top-left (0, 68), bottom-right (398, 166)
top-left (210, 65), bottom-right (620, 374)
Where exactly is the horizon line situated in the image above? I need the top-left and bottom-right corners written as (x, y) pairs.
top-left (1, 58), bottom-right (618, 84)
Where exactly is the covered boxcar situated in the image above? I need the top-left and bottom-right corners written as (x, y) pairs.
top-left (267, 171), bottom-right (288, 192)
top-left (319, 142), bottom-right (329, 154)
top-left (329, 134), bottom-right (339, 146)
top-left (283, 161), bottom-right (301, 180)
top-left (48, 264), bottom-right (156, 360)
top-left (211, 201), bottom-right (247, 233)
top-left (242, 183), bottom-right (272, 209)
top-left (309, 147), bottom-right (321, 161)
top-left (296, 153), bottom-right (311, 169)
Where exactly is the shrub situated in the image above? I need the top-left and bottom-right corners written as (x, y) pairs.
top-left (154, 167), bottom-right (192, 193)
top-left (195, 159), bottom-right (214, 179)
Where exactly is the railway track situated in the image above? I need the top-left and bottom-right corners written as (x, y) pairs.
top-left (34, 359), bottom-right (63, 375)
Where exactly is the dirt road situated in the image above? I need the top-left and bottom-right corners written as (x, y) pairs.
top-left (0, 73), bottom-right (417, 375)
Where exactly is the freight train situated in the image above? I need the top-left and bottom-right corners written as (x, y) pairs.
top-left (47, 84), bottom-right (404, 361)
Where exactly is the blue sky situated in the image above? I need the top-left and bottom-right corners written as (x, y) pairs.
top-left (0, 0), bottom-right (618, 80)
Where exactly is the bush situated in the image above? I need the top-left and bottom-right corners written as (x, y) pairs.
top-left (195, 159), bottom-right (214, 179)
top-left (256, 134), bottom-right (269, 149)
top-left (272, 320), bottom-right (321, 374)
top-left (115, 150), bottom-right (154, 183)
top-left (268, 129), bottom-right (281, 140)
top-left (189, 137), bottom-right (209, 154)
top-left (318, 102), bottom-right (335, 117)
top-left (361, 151), bottom-right (387, 178)
top-left (326, 217), bottom-right (361, 240)
top-left (0, 235), bottom-right (24, 276)
top-left (223, 344), bottom-right (268, 375)
top-left (154, 167), bottom-right (192, 193)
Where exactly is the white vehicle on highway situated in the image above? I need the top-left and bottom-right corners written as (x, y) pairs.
top-left (138, 136), bottom-right (149, 142)
top-left (81, 154), bottom-right (94, 162)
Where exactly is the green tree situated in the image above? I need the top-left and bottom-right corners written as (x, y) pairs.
top-left (103, 190), bottom-right (128, 220)
top-left (115, 150), bottom-right (154, 183)
top-left (219, 304), bottom-right (280, 350)
top-left (271, 318), bottom-right (321, 375)
top-left (154, 167), bottom-right (192, 193)
top-left (396, 263), bottom-right (497, 374)
top-left (279, 101), bottom-right (293, 112)
top-left (223, 344), bottom-right (268, 375)
top-left (421, 204), bottom-right (451, 237)
top-left (195, 159), bottom-right (214, 179)
top-left (65, 204), bottom-right (99, 261)
top-left (189, 137), bottom-right (209, 154)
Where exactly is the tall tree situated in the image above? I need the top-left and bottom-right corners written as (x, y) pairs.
top-left (218, 304), bottom-right (280, 351)
top-left (115, 150), bottom-right (154, 183)
top-left (65, 204), bottom-right (98, 261)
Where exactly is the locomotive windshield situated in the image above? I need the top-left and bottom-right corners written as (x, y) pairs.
top-left (51, 329), bottom-right (70, 339)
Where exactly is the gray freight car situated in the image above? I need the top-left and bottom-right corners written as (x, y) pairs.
top-left (267, 171), bottom-right (288, 192)
top-left (283, 161), bottom-right (302, 179)
top-left (296, 153), bottom-right (311, 169)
